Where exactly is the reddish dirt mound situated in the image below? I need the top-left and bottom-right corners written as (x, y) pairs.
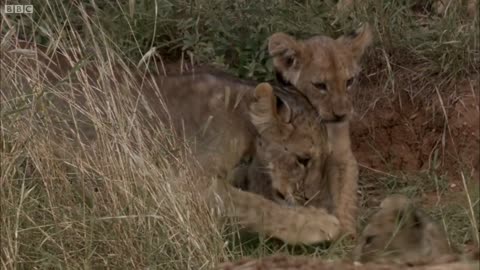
top-left (352, 78), bottom-right (479, 183)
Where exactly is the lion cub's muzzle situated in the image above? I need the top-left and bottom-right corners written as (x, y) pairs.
top-left (321, 114), bottom-right (349, 124)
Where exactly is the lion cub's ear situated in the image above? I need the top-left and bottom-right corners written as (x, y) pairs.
top-left (249, 83), bottom-right (293, 140)
top-left (337, 23), bottom-right (373, 61)
top-left (268, 33), bottom-right (303, 82)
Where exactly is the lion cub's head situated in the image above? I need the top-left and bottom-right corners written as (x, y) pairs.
top-left (353, 194), bottom-right (453, 266)
top-left (268, 24), bottom-right (373, 123)
top-left (248, 83), bottom-right (328, 205)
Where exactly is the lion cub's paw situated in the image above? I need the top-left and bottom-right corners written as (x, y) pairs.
top-left (253, 82), bottom-right (274, 99)
top-left (293, 208), bottom-right (341, 244)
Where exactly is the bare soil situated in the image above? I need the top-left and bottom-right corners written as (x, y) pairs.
top-left (352, 77), bottom-right (479, 184)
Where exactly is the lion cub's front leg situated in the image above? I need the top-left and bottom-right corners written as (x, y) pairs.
top-left (326, 122), bottom-right (359, 237)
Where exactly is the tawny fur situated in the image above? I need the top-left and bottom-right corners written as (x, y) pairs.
top-left (214, 176), bottom-right (340, 245)
top-left (151, 76), bottom-right (339, 244)
top-left (267, 25), bottom-right (372, 236)
top-left (353, 194), bottom-right (454, 266)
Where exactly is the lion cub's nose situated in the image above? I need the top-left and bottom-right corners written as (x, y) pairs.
top-left (333, 113), bottom-right (347, 122)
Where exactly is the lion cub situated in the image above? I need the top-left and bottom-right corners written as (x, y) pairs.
top-left (148, 74), bottom-right (340, 244)
top-left (266, 24), bottom-right (373, 236)
top-left (353, 194), bottom-right (454, 265)
top-left (150, 73), bottom-right (330, 203)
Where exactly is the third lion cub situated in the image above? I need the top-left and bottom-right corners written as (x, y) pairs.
top-left (353, 194), bottom-right (454, 266)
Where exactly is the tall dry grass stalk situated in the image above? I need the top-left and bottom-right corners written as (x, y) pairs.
top-left (1, 4), bottom-right (229, 269)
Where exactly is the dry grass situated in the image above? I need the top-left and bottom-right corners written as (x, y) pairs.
top-left (1, 0), bottom-right (479, 269)
top-left (1, 11), bottom-right (229, 269)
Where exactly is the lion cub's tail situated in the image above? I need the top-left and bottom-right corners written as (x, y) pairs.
top-left (213, 176), bottom-right (340, 245)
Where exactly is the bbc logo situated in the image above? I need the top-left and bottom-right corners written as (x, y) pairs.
top-left (4, 5), bottom-right (34, 14)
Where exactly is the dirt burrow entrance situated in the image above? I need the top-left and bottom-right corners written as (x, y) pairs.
top-left (352, 78), bottom-right (479, 184)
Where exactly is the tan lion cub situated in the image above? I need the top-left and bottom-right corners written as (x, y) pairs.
top-left (353, 194), bottom-right (454, 265)
top-left (266, 24), bottom-right (373, 236)
top-left (148, 74), bottom-right (340, 244)
top-left (151, 73), bottom-right (329, 197)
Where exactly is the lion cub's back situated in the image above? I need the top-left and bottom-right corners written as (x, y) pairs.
top-left (142, 71), bottom-right (258, 170)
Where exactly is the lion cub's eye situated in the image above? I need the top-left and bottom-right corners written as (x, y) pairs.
top-left (312, 82), bottom-right (327, 91)
top-left (296, 156), bottom-right (311, 167)
top-left (346, 77), bottom-right (355, 88)
top-left (285, 56), bottom-right (294, 67)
